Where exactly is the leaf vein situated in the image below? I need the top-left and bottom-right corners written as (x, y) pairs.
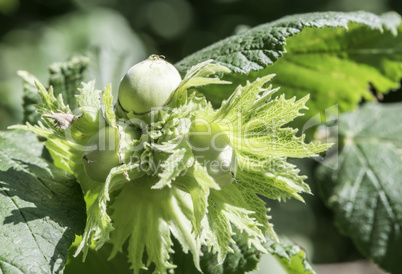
top-left (347, 167), bottom-right (365, 220)
top-left (0, 259), bottom-right (24, 274)
top-left (356, 144), bottom-right (402, 230)
top-left (368, 194), bottom-right (380, 247)
top-left (0, 150), bottom-right (54, 194)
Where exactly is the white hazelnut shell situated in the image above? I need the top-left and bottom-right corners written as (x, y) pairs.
top-left (118, 56), bottom-right (181, 114)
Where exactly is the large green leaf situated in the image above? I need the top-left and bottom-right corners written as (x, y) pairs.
top-left (0, 130), bottom-right (86, 273)
top-left (176, 11), bottom-right (402, 123)
top-left (315, 102), bottom-right (402, 274)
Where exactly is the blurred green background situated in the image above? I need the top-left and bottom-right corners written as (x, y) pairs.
top-left (0, 0), bottom-right (401, 271)
top-left (1, 0), bottom-right (401, 130)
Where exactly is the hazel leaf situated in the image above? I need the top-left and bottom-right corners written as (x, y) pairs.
top-left (0, 130), bottom-right (86, 273)
top-left (316, 102), bottom-right (402, 274)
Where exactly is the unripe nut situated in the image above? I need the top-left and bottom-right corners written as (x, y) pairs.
top-left (189, 123), bottom-right (237, 188)
top-left (118, 55), bottom-right (181, 114)
top-left (82, 127), bottom-right (121, 182)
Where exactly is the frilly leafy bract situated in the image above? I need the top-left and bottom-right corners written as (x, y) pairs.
top-left (12, 59), bottom-right (330, 273)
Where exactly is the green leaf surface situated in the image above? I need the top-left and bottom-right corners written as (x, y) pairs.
top-left (266, 238), bottom-right (315, 274)
top-left (172, 230), bottom-right (262, 274)
top-left (48, 56), bottom-right (89, 111)
top-left (315, 102), bottom-right (402, 274)
top-left (0, 130), bottom-right (86, 273)
top-left (18, 56), bottom-right (88, 124)
top-left (65, 241), bottom-right (131, 274)
top-left (176, 11), bottom-right (402, 124)
top-left (17, 70), bottom-right (43, 125)
top-left (18, 56), bottom-right (88, 126)
top-left (172, 235), bottom-right (315, 274)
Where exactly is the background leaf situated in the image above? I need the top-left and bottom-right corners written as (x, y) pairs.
top-left (315, 102), bottom-right (402, 274)
top-left (0, 130), bottom-right (86, 273)
top-left (176, 11), bottom-right (402, 129)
